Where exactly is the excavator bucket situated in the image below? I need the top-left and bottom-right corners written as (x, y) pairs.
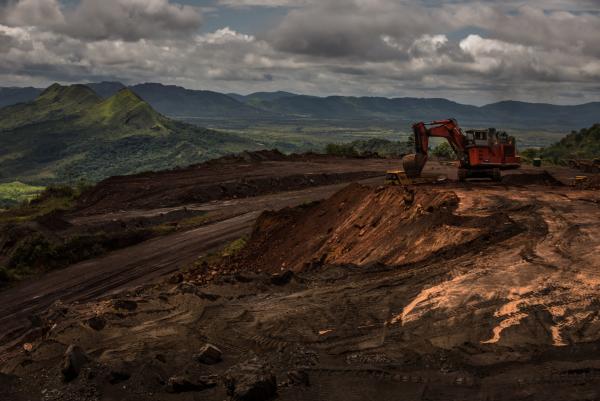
top-left (402, 153), bottom-right (427, 178)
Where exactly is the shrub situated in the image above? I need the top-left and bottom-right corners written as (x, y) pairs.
top-left (432, 142), bottom-right (456, 160)
top-left (325, 143), bottom-right (359, 157)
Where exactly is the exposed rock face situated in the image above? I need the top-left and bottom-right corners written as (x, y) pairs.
top-left (231, 184), bottom-right (500, 272)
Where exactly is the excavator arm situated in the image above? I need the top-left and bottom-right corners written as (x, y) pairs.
top-left (403, 119), bottom-right (467, 177)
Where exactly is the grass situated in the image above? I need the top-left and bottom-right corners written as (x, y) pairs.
top-left (0, 181), bottom-right (45, 208)
top-left (220, 237), bottom-right (247, 257)
top-left (184, 118), bottom-right (567, 154)
top-left (0, 184), bottom-right (87, 223)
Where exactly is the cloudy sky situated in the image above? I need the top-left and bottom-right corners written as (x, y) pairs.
top-left (0, 0), bottom-right (599, 105)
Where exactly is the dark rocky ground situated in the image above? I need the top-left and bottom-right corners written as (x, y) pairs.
top-left (2, 174), bottom-right (600, 401)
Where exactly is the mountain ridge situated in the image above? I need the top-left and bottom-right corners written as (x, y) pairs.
top-left (0, 84), bottom-right (260, 184)
top-left (1, 83), bottom-right (599, 130)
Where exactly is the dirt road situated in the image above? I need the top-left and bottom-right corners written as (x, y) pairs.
top-left (0, 177), bottom-right (385, 347)
top-left (4, 178), bottom-right (600, 401)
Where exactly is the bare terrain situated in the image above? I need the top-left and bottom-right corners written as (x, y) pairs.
top-left (1, 153), bottom-right (599, 401)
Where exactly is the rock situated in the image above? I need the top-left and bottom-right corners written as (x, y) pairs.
top-left (224, 359), bottom-right (277, 401)
top-left (195, 344), bottom-right (222, 365)
top-left (87, 316), bottom-right (106, 331)
top-left (178, 282), bottom-right (198, 294)
top-left (108, 370), bottom-right (131, 384)
top-left (235, 273), bottom-right (253, 283)
top-left (169, 273), bottom-right (184, 284)
top-left (166, 376), bottom-right (216, 393)
top-left (61, 345), bottom-right (89, 382)
top-left (270, 270), bottom-right (294, 286)
top-left (28, 314), bottom-right (44, 327)
top-left (113, 299), bottom-right (137, 311)
top-left (287, 370), bottom-right (310, 386)
top-left (198, 291), bottom-right (220, 302)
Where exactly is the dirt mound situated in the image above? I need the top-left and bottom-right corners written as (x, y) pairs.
top-left (232, 184), bottom-right (518, 272)
top-left (72, 152), bottom-right (400, 215)
top-left (578, 175), bottom-right (600, 190)
top-left (501, 171), bottom-right (563, 186)
top-left (205, 149), bottom-right (288, 164)
top-left (76, 171), bottom-right (380, 215)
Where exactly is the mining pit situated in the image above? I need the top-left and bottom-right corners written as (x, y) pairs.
top-left (1, 155), bottom-right (600, 401)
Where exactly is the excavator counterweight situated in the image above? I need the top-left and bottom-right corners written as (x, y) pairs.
top-left (402, 118), bottom-right (520, 181)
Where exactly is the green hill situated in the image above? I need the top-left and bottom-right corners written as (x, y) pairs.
top-left (542, 123), bottom-right (600, 161)
top-left (0, 84), bottom-right (100, 130)
top-left (0, 84), bottom-right (261, 184)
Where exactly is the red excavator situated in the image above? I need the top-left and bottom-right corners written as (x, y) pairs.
top-left (402, 118), bottom-right (521, 181)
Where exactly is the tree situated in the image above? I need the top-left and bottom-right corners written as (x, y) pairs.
top-left (406, 134), bottom-right (415, 151)
top-left (432, 142), bottom-right (456, 160)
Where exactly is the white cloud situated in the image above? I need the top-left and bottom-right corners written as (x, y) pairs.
top-left (196, 27), bottom-right (254, 44)
top-left (2, 0), bottom-right (64, 27)
top-left (218, 0), bottom-right (308, 8)
top-left (1, 0), bottom-right (203, 41)
top-left (0, 0), bottom-right (598, 104)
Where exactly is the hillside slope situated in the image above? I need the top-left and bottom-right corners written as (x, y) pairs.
top-left (542, 123), bottom-right (600, 160)
top-left (2, 84), bottom-right (598, 130)
top-left (0, 84), bottom-right (260, 184)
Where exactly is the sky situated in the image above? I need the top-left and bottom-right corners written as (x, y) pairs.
top-left (0, 0), bottom-right (599, 105)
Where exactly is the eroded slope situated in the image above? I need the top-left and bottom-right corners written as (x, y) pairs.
top-left (2, 180), bottom-right (600, 401)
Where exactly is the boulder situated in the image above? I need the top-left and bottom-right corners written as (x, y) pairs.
top-left (270, 270), bottom-right (294, 286)
top-left (112, 299), bottom-right (137, 311)
top-left (61, 345), bottom-right (89, 382)
top-left (169, 273), bottom-right (184, 284)
top-left (87, 316), bottom-right (106, 331)
top-left (108, 370), bottom-right (131, 384)
top-left (195, 344), bottom-right (222, 365)
top-left (224, 359), bottom-right (277, 401)
top-left (287, 370), bottom-right (310, 386)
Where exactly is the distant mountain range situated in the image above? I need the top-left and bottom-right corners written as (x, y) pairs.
top-left (1, 82), bottom-right (598, 130)
top-left (0, 84), bottom-right (259, 184)
top-left (0, 87), bottom-right (43, 109)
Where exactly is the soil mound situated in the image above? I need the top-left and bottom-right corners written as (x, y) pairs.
top-left (73, 151), bottom-right (391, 215)
top-left (501, 171), bottom-right (563, 186)
top-left (233, 184), bottom-right (518, 272)
top-left (579, 175), bottom-right (600, 190)
top-left (76, 171), bottom-right (378, 215)
top-left (206, 149), bottom-right (288, 164)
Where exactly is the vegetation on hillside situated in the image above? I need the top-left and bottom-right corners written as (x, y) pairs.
top-left (541, 124), bottom-right (600, 162)
top-left (0, 182), bottom-right (45, 209)
top-left (325, 138), bottom-right (411, 158)
top-left (0, 84), bottom-right (260, 184)
top-left (0, 183), bottom-right (156, 285)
